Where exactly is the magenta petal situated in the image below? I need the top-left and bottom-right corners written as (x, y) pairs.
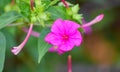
top-left (70, 30), bottom-right (82, 39)
top-left (63, 20), bottom-right (80, 34)
top-left (45, 32), bottom-right (62, 46)
top-left (59, 41), bottom-right (74, 51)
top-left (70, 31), bottom-right (82, 46)
top-left (51, 18), bottom-right (64, 34)
top-left (51, 18), bottom-right (80, 35)
top-left (64, 20), bottom-right (80, 28)
top-left (57, 49), bottom-right (65, 55)
top-left (70, 38), bottom-right (82, 46)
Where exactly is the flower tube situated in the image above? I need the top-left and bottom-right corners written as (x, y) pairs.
top-left (11, 24), bottom-right (33, 55)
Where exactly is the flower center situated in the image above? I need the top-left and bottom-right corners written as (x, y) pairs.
top-left (62, 35), bottom-right (69, 40)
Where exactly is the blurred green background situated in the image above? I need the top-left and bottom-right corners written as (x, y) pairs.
top-left (1, 0), bottom-right (120, 72)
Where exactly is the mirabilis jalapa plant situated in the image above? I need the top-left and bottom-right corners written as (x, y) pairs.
top-left (8, 0), bottom-right (104, 63)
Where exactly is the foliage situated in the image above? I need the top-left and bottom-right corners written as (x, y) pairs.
top-left (0, 11), bottom-right (22, 29)
top-left (38, 28), bottom-right (51, 63)
top-left (0, 32), bottom-right (6, 72)
top-left (0, 0), bottom-right (118, 72)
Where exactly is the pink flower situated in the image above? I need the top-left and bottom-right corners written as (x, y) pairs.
top-left (11, 24), bottom-right (33, 55)
top-left (11, 0), bottom-right (35, 55)
top-left (45, 19), bottom-right (82, 54)
top-left (20, 14), bottom-right (104, 55)
top-left (82, 14), bottom-right (104, 28)
top-left (81, 14), bottom-right (104, 34)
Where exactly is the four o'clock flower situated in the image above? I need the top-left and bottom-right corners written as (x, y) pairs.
top-left (45, 18), bottom-right (82, 54)
top-left (82, 14), bottom-right (104, 34)
top-left (11, 0), bottom-right (35, 55)
top-left (82, 14), bottom-right (104, 28)
top-left (20, 14), bottom-right (104, 55)
top-left (11, 24), bottom-right (33, 55)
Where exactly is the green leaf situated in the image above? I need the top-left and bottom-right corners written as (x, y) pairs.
top-left (41, 0), bottom-right (51, 5)
top-left (71, 4), bottom-right (79, 14)
top-left (0, 0), bottom-right (10, 8)
top-left (0, 0), bottom-right (11, 14)
top-left (38, 28), bottom-right (51, 63)
top-left (0, 32), bottom-right (6, 72)
top-left (17, 0), bottom-right (30, 20)
top-left (1, 28), bottom-right (16, 52)
top-left (47, 6), bottom-right (69, 20)
top-left (0, 11), bottom-right (22, 29)
top-left (72, 14), bottom-right (83, 24)
top-left (45, 0), bottom-right (59, 9)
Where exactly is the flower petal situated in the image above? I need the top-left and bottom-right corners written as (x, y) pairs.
top-left (45, 32), bottom-right (62, 46)
top-left (70, 30), bottom-right (82, 39)
top-left (51, 18), bottom-right (80, 35)
top-left (63, 20), bottom-right (80, 35)
top-left (59, 40), bottom-right (74, 51)
top-left (70, 30), bottom-right (82, 46)
top-left (57, 49), bottom-right (65, 55)
top-left (11, 46), bottom-right (23, 55)
top-left (51, 18), bottom-right (65, 34)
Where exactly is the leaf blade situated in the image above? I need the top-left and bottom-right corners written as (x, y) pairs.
top-left (38, 28), bottom-right (51, 63)
top-left (0, 32), bottom-right (6, 72)
top-left (0, 11), bottom-right (22, 29)
top-left (47, 6), bottom-right (69, 20)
